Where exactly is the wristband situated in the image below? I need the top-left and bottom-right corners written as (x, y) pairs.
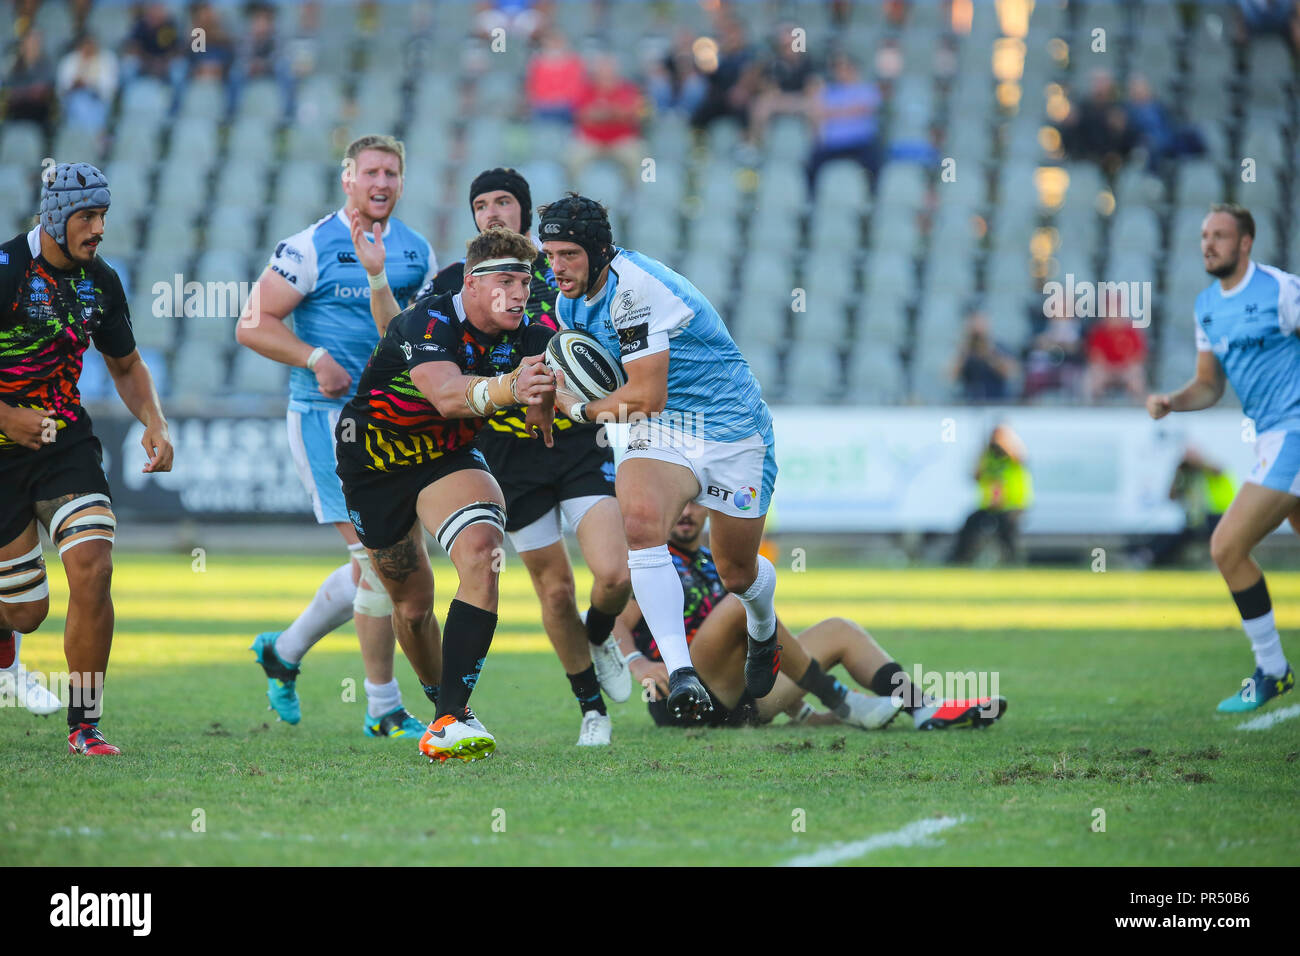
top-left (306, 346), bottom-right (327, 370)
top-left (569, 401), bottom-right (588, 424)
top-left (624, 651), bottom-right (644, 664)
top-left (367, 270), bottom-right (389, 291)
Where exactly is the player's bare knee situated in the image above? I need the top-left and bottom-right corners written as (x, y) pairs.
top-left (1208, 526), bottom-right (1242, 572)
top-left (63, 545), bottom-right (114, 598)
top-left (717, 559), bottom-right (758, 595)
top-left (622, 510), bottom-right (666, 551)
top-left (538, 579), bottom-right (578, 620)
top-left (2, 598), bottom-right (49, 634)
top-left (453, 533), bottom-right (502, 588)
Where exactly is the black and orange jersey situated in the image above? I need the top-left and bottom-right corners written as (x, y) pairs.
top-left (631, 543), bottom-right (727, 661)
top-left (339, 290), bottom-right (553, 472)
top-left (427, 250), bottom-right (601, 443)
top-left (0, 229), bottom-right (135, 454)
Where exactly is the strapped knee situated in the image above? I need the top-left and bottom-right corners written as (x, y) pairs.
top-left (0, 543), bottom-right (48, 604)
top-left (50, 493), bottom-right (116, 554)
top-left (352, 549), bottom-right (394, 617)
top-left (436, 501), bottom-right (505, 556)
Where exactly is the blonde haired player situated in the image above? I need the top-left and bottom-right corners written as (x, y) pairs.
top-left (236, 135), bottom-right (440, 736)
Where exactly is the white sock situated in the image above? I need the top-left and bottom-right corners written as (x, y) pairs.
top-left (627, 545), bottom-right (692, 674)
top-left (1243, 610), bottom-right (1289, 677)
top-left (736, 555), bottom-right (777, 642)
top-left (276, 561), bottom-right (357, 664)
top-left (364, 678), bottom-right (402, 719)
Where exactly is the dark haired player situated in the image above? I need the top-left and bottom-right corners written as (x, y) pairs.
top-left (0, 162), bottom-right (173, 755)
top-left (538, 194), bottom-right (780, 721)
top-left (1148, 203), bottom-right (1300, 712)
top-left (356, 167), bottom-right (631, 747)
top-left (616, 504), bottom-right (1008, 731)
top-left (334, 227), bottom-right (554, 761)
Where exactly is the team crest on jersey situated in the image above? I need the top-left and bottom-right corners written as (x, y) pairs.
top-left (489, 341), bottom-right (515, 368)
top-left (401, 341), bottom-right (413, 361)
top-left (0, 251), bottom-right (9, 265)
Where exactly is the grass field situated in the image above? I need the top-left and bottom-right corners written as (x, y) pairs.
top-left (2, 552), bottom-right (1298, 866)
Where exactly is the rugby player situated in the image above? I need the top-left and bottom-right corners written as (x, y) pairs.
top-left (615, 504), bottom-right (1008, 731)
top-left (0, 162), bottom-right (174, 754)
top-left (538, 194), bottom-right (779, 720)
top-left (334, 227), bottom-right (555, 761)
top-left (236, 135), bottom-right (439, 737)
top-left (1148, 203), bottom-right (1299, 712)
top-left (355, 167), bottom-right (631, 746)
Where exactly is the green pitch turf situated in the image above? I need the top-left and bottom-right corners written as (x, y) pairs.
top-left (1, 553), bottom-right (1297, 866)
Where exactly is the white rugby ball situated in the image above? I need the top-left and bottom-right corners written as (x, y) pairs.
top-left (546, 328), bottom-right (627, 401)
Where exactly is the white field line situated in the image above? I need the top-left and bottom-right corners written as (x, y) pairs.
top-left (1237, 703), bottom-right (1300, 731)
top-left (779, 815), bottom-right (967, 867)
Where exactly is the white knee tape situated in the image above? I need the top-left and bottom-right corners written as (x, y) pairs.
top-left (50, 493), bottom-right (116, 555)
top-left (352, 549), bottom-right (394, 617)
top-left (0, 543), bottom-right (48, 604)
top-left (436, 501), bottom-right (505, 556)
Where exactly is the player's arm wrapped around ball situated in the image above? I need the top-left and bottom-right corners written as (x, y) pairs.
top-left (463, 355), bottom-right (555, 415)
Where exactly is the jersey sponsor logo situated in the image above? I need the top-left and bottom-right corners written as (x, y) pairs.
top-left (1245, 303), bottom-right (1259, 314)
top-left (275, 242), bottom-right (303, 263)
top-left (706, 484), bottom-right (731, 501)
top-left (401, 341), bottom-right (413, 361)
top-left (404, 249), bottom-right (420, 262)
top-left (489, 341), bottom-right (515, 368)
top-left (732, 485), bottom-right (757, 510)
top-left (332, 283), bottom-right (370, 298)
top-left (617, 321), bottom-right (648, 355)
top-left (415, 342), bottom-right (443, 353)
top-left (0, 251), bottom-right (10, 264)
top-left (271, 264), bottom-right (298, 283)
top-left (336, 251), bottom-right (358, 264)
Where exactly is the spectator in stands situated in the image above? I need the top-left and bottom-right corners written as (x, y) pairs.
top-left (1056, 69), bottom-right (1139, 174)
top-left (526, 29), bottom-right (584, 123)
top-left (3, 28), bottom-right (57, 129)
top-left (568, 54), bottom-right (646, 188)
top-left (286, 0), bottom-right (320, 80)
top-left (1126, 74), bottom-right (1206, 171)
top-left (744, 22), bottom-right (815, 151)
top-left (1235, 0), bottom-right (1300, 51)
top-left (804, 53), bottom-right (882, 196)
top-left (950, 309), bottom-right (1019, 402)
top-left (123, 1), bottom-right (183, 84)
top-left (474, 0), bottom-right (548, 46)
top-left (232, 1), bottom-right (290, 114)
top-left (1023, 292), bottom-right (1084, 400)
top-left (188, 1), bottom-right (235, 82)
top-left (949, 424), bottom-right (1034, 565)
top-left (1130, 446), bottom-right (1237, 568)
top-left (646, 26), bottom-right (706, 117)
top-left (1083, 305), bottom-right (1147, 403)
top-left (689, 17), bottom-right (757, 134)
top-left (57, 32), bottom-right (120, 134)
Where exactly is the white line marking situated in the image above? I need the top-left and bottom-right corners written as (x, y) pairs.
top-left (1237, 703), bottom-right (1300, 731)
top-left (779, 815), bottom-right (967, 867)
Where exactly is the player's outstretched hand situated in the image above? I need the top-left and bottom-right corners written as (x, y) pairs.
top-left (347, 207), bottom-right (386, 277)
top-left (314, 350), bottom-right (353, 399)
top-left (552, 367), bottom-right (586, 420)
top-left (140, 420), bottom-right (174, 473)
top-left (630, 657), bottom-right (670, 702)
top-left (1146, 393), bottom-right (1172, 420)
top-left (0, 405), bottom-right (55, 450)
top-left (514, 354), bottom-right (555, 406)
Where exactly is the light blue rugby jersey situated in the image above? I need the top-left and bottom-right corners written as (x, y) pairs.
top-left (267, 208), bottom-right (437, 410)
top-left (555, 247), bottom-right (773, 444)
top-left (1194, 260), bottom-right (1300, 432)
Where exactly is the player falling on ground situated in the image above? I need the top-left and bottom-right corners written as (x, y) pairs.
top-left (538, 194), bottom-right (781, 721)
top-left (0, 163), bottom-right (173, 754)
top-left (335, 227), bottom-right (555, 761)
top-left (1147, 203), bottom-right (1298, 713)
top-left (236, 135), bottom-right (439, 737)
top-left (354, 167), bottom-right (631, 746)
top-left (615, 504), bottom-right (1007, 730)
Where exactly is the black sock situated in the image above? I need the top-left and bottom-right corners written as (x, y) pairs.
top-left (422, 683), bottom-right (440, 708)
top-left (1231, 575), bottom-right (1271, 620)
top-left (436, 599), bottom-right (498, 720)
top-left (871, 661), bottom-right (926, 711)
top-left (567, 665), bottom-right (606, 716)
top-left (797, 658), bottom-right (848, 711)
top-left (585, 606), bottom-right (618, 648)
top-left (67, 703), bottom-right (89, 730)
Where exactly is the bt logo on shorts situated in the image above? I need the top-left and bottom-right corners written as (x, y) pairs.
top-left (707, 485), bottom-right (757, 509)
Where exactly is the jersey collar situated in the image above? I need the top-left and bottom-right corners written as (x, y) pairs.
top-left (1217, 259), bottom-right (1256, 299)
top-left (26, 225), bottom-right (40, 257)
top-left (339, 206), bottom-right (393, 237)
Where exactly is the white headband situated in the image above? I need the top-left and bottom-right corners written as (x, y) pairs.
top-left (469, 257), bottom-right (532, 276)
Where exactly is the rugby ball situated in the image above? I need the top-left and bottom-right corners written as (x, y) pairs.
top-left (546, 328), bottom-right (627, 401)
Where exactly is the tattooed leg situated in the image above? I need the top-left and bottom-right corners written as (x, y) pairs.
top-left (367, 523), bottom-right (441, 689)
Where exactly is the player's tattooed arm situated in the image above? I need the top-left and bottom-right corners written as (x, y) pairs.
top-left (372, 534), bottom-right (421, 584)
